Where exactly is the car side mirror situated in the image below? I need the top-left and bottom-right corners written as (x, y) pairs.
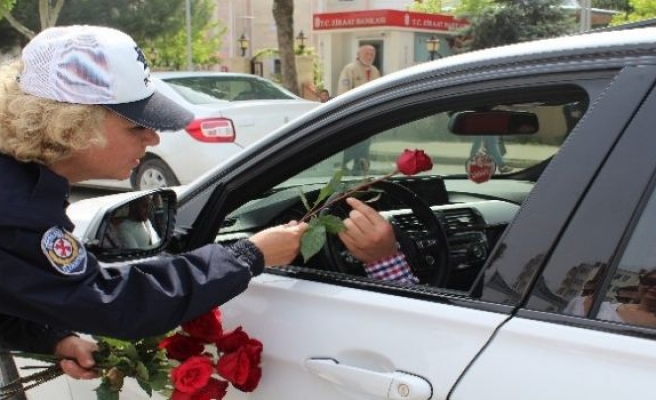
top-left (87, 189), bottom-right (177, 261)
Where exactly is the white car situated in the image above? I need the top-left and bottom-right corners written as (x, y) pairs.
top-left (10, 23), bottom-right (656, 400)
top-left (77, 71), bottom-right (319, 191)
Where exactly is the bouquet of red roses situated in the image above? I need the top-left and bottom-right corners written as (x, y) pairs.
top-left (0, 308), bottom-right (262, 400)
top-left (162, 308), bottom-right (263, 399)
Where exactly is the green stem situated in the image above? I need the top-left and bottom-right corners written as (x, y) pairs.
top-left (300, 170), bottom-right (398, 222)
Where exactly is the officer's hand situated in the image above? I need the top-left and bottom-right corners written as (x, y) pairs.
top-left (54, 336), bottom-right (99, 379)
top-left (249, 220), bottom-right (309, 266)
top-left (338, 197), bottom-right (398, 263)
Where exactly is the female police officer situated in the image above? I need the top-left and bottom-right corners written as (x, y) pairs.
top-left (0, 25), bottom-right (307, 378)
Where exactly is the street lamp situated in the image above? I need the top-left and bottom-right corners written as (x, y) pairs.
top-left (238, 33), bottom-right (249, 57)
top-left (426, 35), bottom-right (441, 61)
top-left (295, 30), bottom-right (307, 53)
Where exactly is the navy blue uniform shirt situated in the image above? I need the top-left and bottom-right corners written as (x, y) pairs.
top-left (0, 154), bottom-right (264, 352)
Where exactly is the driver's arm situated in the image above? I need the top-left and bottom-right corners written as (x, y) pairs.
top-left (338, 197), bottom-right (419, 285)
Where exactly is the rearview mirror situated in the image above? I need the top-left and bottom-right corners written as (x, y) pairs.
top-left (88, 189), bottom-right (177, 261)
top-left (448, 110), bottom-right (539, 135)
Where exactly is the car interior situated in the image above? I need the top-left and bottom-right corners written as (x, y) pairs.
top-left (211, 87), bottom-right (590, 296)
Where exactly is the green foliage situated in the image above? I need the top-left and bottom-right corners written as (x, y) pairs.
top-left (408, 0), bottom-right (444, 13)
top-left (2, 334), bottom-right (172, 400)
top-left (593, 0), bottom-right (631, 11)
top-left (610, 0), bottom-right (656, 24)
top-left (301, 220), bottom-right (329, 262)
top-left (141, 0), bottom-right (223, 69)
top-left (454, 0), bottom-right (494, 16)
top-left (90, 335), bottom-right (172, 399)
top-left (298, 168), bottom-right (395, 261)
top-left (0, 0), bottom-right (224, 68)
top-left (459, 0), bottom-right (577, 51)
top-left (0, 0), bottom-right (15, 13)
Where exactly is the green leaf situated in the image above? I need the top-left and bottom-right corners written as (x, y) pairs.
top-left (148, 370), bottom-right (171, 392)
top-left (314, 169), bottom-right (344, 207)
top-left (297, 188), bottom-right (311, 212)
top-left (135, 361), bottom-right (149, 381)
top-left (95, 382), bottom-right (119, 400)
top-left (316, 215), bottom-right (345, 234)
top-left (300, 222), bottom-right (327, 261)
top-left (137, 379), bottom-right (153, 397)
top-left (124, 343), bottom-right (140, 361)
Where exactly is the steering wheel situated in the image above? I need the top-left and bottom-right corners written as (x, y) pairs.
top-left (320, 180), bottom-right (450, 287)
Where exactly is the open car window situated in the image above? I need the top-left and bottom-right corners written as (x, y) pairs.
top-left (288, 100), bottom-right (583, 186)
top-left (213, 79), bottom-right (605, 298)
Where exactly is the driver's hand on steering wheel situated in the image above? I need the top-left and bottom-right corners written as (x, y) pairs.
top-left (338, 197), bottom-right (398, 264)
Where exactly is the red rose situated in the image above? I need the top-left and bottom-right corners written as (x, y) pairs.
top-left (216, 326), bottom-right (249, 353)
top-left (159, 333), bottom-right (205, 362)
top-left (232, 365), bottom-right (261, 392)
top-left (396, 149), bottom-right (433, 176)
top-left (216, 347), bottom-right (257, 386)
top-left (184, 378), bottom-right (229, 400)
top-left (171, 390), bottom-right (193, 400)
top-left (170, 377), bottom-right (228, 400)
top-left (171, 356), bottom-right (215, 394)
top-left (182, 308), bottom-right (223, 343)
top-left (241, 339), bottom-right (263, 365)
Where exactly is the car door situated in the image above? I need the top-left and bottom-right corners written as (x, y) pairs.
top-left (221, 276), bottom-right (507, 400)
top-left (223, 100), bottom-right (319, 148)
top-left (451, 65), bottom-right (656, 400)
top-left (208, 73), bottom-right (622, 399)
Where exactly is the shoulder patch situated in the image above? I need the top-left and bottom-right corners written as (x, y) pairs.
top-left (41, 227), bottom-right (87, 275)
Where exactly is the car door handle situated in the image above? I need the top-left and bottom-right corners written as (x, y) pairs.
top-left (304, 358), bottom-right (432, 400)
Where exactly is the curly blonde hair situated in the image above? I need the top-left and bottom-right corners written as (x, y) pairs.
top-left (0, 60), bottom-right (107, 166)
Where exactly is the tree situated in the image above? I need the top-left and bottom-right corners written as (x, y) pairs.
top-left (454, 0), bottom-right (494, 15)
top-left (0, 0), bottom-right (58, 39)
top-left (610, 0), bottom-right (656, 24)
top-left (2, 0), bottom-right (185, 42)
top-left (457, 0), bottom-right (577, 51)
top-left (0, 0), bottom-right (223, 68)
top-left (143, 0), bottom-right (224, 70)
top-left (592, 0), bottom-right (631, 12)
top-left (408, 0), bottom-right (444, 13)
top-left (273, 0), bottom-right (299, 95)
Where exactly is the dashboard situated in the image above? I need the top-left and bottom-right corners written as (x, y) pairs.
top-left (215, 176), bottom-right (523, 291)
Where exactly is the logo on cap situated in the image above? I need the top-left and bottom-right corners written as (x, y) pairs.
top-left (135, 46), bottom-right (151, 87)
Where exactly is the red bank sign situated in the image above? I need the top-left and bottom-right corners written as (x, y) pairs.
top-left (313, 9), bottom-right (469, 32)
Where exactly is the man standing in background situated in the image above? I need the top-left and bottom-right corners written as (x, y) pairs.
top-left (336, 44), bottom-right (382, 175)
top-left (336, 44), bottom-right (381, 95)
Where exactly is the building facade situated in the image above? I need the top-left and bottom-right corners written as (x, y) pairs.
top-left (217, 0), bottom-right (469, 96)
top-left (216, 0), bottom-right (612, 96)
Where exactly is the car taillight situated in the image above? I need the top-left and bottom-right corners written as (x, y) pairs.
top-left (185, 118), bottom-right (236, 143)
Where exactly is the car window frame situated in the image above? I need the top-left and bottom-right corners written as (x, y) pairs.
top-left (170, 71), bottom-right (625, 311)
top-left (517, 65), bottom-right (656, 340)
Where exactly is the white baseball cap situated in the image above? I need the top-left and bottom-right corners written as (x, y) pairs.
top-left (18, 25), bottom-right (193, 131)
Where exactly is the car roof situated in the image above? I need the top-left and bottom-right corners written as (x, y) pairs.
top-left (152, 71), bottom-right (268, 80)
top-left (376, 26), bottom-right (656, 86)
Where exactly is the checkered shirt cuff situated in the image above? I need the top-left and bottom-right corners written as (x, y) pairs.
top-left (364, 251), bottom-right (419, 285)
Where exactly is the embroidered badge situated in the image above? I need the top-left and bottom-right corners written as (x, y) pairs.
top-left (41, 227), bottom-right (87, 275)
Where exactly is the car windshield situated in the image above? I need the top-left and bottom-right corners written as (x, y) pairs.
top-left (215, 93), bottom-right (586, 239)
top-left (162, 76), bottom-right (297, 104)
top-left (279, 99), bottom-right (583, 188)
